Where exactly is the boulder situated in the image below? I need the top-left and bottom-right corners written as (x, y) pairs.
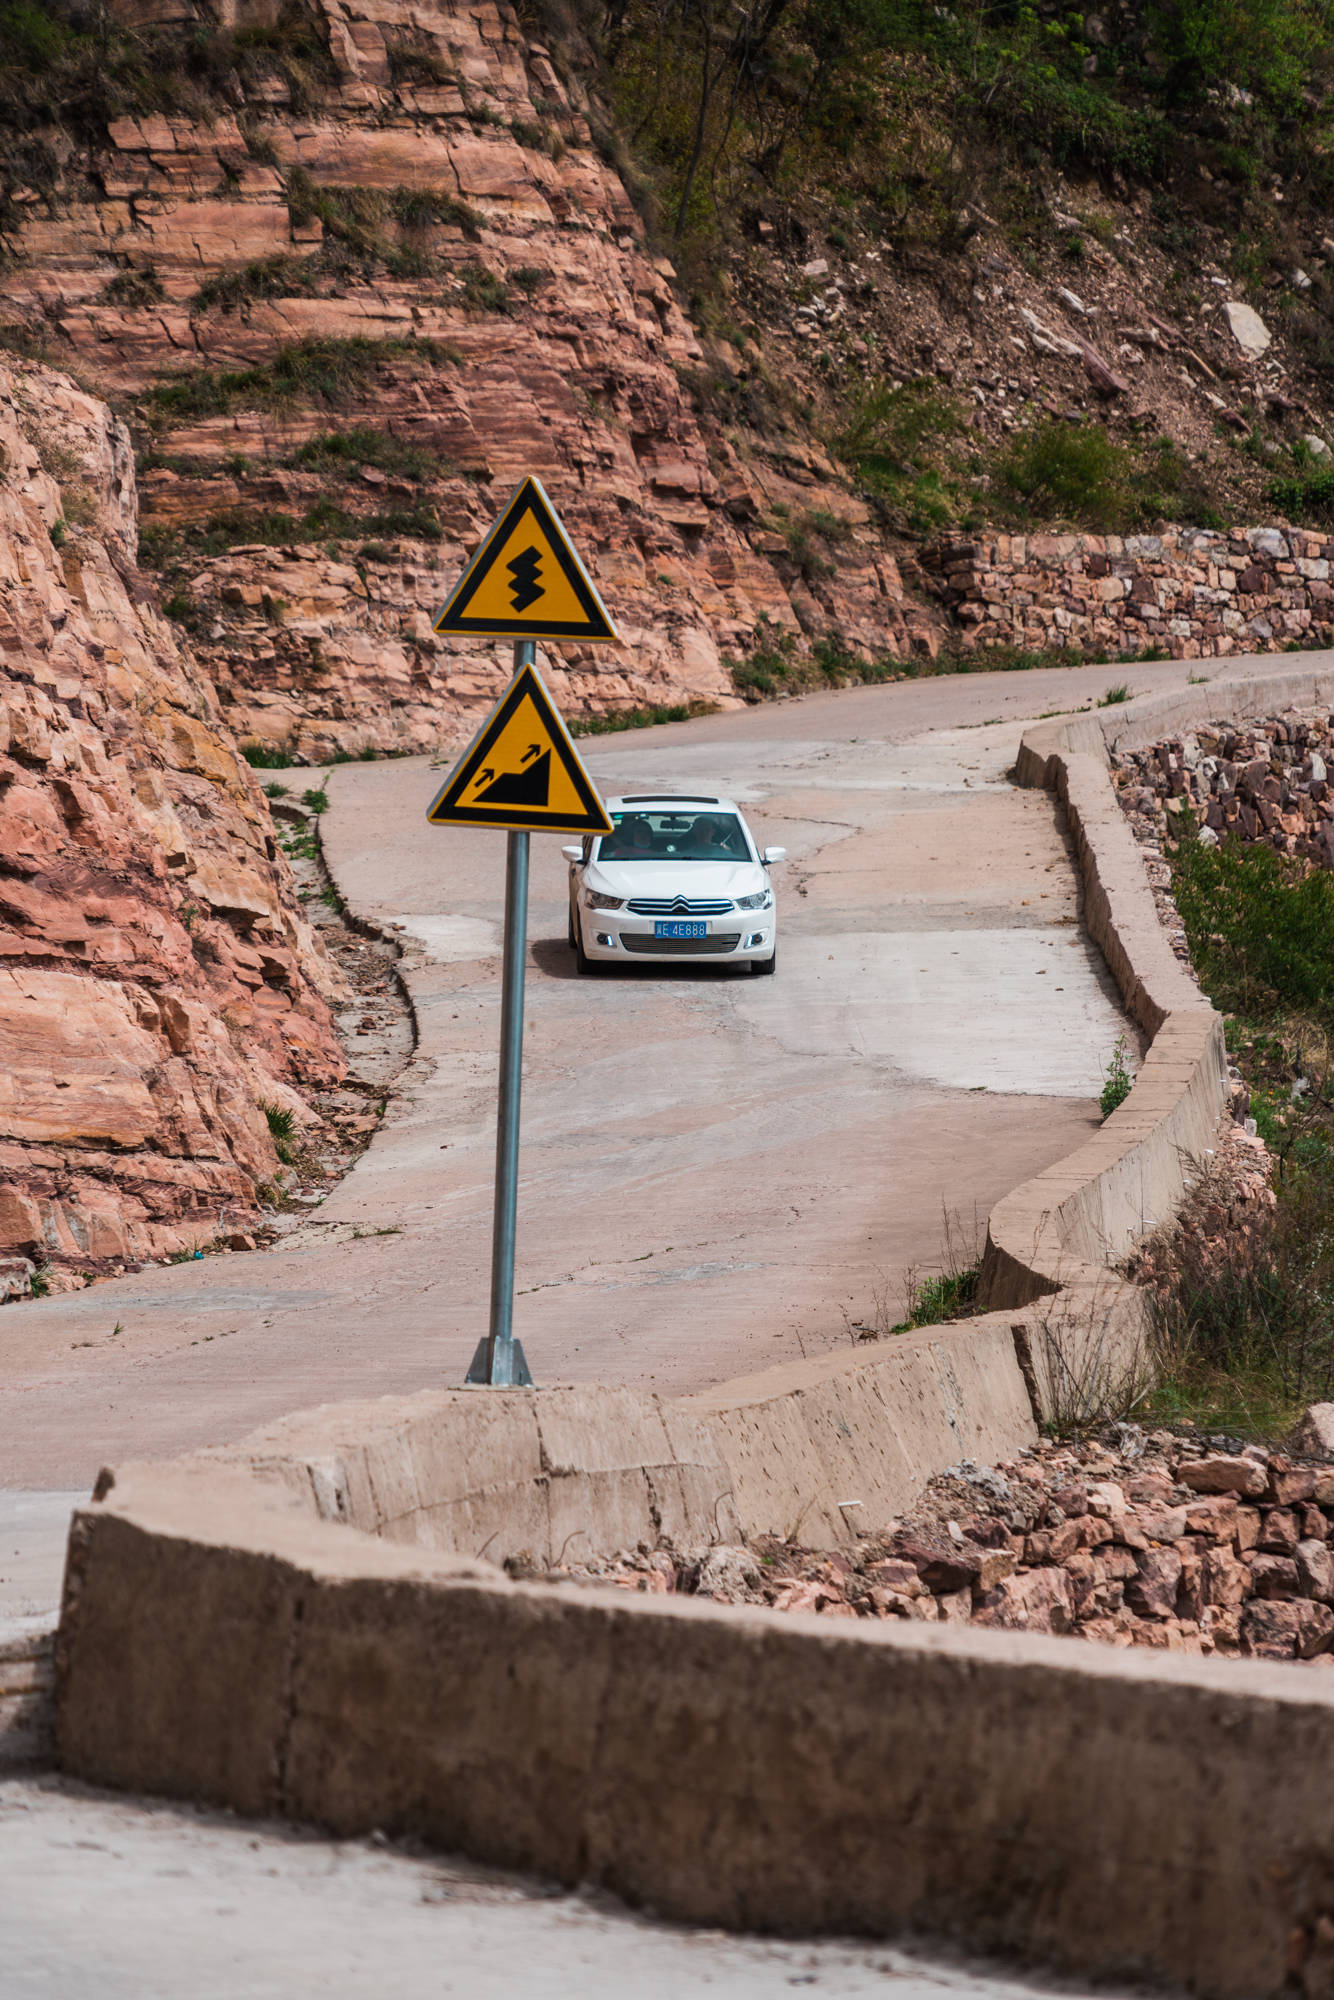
top-left (1222, 300), bottom-right (1272, 357)
top-left (1289, 1404), bottom-right (1334, 1457)
top-left (1178, 1455), bottom-right (1268, 1498)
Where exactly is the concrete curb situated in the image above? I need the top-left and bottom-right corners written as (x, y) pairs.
top-left (980, 657), bottom-right (1334, 1413)
top-left (54, 1462), bottom-right (1334, 1998)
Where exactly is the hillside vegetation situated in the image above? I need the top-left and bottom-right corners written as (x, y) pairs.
top-left (537, 0), bottom-right (1334, 536)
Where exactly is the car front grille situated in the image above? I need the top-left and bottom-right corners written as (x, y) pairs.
top-left (622, 933), bottom-right (741, 956)
top-left (625, 897), bottom-right (735, 916)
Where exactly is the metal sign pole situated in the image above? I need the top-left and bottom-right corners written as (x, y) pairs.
top-left (466, 638), bottom-right (535, 1388)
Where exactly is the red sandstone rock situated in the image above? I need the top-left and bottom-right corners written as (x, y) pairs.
top-left (1179, 1455), bottom-right (1269, 1498)
top-left (1242, 1598), bottom-right (1334, 1660)
top-left (0, 359), bottom-right (343, 1272)
top-left (1250, 1554), bottom-right (1301, 1600)
top-left (973, 1568), bottom-right (1075, 1635)
top-left (1125, 1546), bottom-right (1183, 1619)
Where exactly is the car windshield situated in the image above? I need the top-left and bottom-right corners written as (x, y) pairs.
top-left (597, 810), bottom-right (751, 862)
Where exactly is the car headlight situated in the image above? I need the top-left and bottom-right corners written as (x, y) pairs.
top-left (735, 889), bottom-right (774, 911)
top-left (583, 889), bottom-right (624, 911)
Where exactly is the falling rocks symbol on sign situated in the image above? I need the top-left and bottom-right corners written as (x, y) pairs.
top-left (474, 747), bottom-right (551, 808)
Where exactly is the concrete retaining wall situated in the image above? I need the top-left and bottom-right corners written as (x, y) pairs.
top-left (977, 657), bottom-right (1334, 1415)
top-left (55, 1464), bottom-right (1334, 1999)
top-left (198, 1312), bottom-right (1038, 1566)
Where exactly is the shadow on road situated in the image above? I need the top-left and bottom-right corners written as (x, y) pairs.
top-left (528, 938), bottom-right (754, 983)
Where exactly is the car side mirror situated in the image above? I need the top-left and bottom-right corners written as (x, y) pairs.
top-left (560, 845), bottom-right (584, 862)
top-left (762, 847), bottom-right (787, 865)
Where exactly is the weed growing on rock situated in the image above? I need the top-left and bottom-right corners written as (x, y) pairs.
top-left (240, 741), bottom-right (294, 770)
top-left (141, 337), bottom-right (460, 426)
top-left (261, 1101), bottom-right (297, 1165)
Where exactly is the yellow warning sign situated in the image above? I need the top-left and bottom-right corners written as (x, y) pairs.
top-left (426, 662), bottom-right (613, 834)
top-left (433, 475), bottom-right (619, 644)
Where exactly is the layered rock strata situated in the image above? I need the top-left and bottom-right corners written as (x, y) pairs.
top-left (0, 357), bottom-right (344, 1282)
top-left (0, 0), bottom-right (942, 761)
top-left (925, 527), bottom-right (1334, 660)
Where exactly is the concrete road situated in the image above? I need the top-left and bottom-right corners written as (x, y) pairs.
top-left (0, 657), bottom-right (1182, 1495)
top-left (0, 1774), bottom-right (1137, 2000)
top-left (0, 651), bottom-right (1298, 2000)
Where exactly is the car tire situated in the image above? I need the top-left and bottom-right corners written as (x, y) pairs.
top-left (753, 943), bottom-right (777, 976)
top-left (574, 914), bottom-right (595, 975)
top-left (568, 901), bottom-right (577, 949)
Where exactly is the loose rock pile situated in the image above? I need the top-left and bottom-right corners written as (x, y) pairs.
top-left (1115, 707), bottom-right (1334, 873)
top-left (539, 1424), bottom-right (1334, 1663)
top-left (924, 529), bottom-right (1334, 660)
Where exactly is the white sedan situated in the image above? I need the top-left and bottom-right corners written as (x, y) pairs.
top-left (562, 793), bottom-right (785, 975)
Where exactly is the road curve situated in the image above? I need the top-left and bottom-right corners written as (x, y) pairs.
top-left (0, 658), bottom-right (1214, 1491)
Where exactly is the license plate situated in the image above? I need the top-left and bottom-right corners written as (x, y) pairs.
top-left (654, 920), bottom-right (706, 939)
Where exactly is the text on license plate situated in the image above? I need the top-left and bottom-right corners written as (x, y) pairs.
top-left (654, 920), bottom-right (706, 939)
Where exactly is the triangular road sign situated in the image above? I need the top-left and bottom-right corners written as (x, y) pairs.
top-left (426, 662), bottom-right (614, 834)
top-left (434, 475), bottom-right (619, 643)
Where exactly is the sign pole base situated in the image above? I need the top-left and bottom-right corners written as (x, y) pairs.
top-left (464, 1335), bottom-right (533, 1388)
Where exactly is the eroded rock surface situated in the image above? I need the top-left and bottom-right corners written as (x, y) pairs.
top-left (0, 358), bottom-right (344, 1281)
top-left (0, 0), bottom-right (943, 761)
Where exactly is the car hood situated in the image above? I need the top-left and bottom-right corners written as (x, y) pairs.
top-left (587, 860), bottom-right (766, 900)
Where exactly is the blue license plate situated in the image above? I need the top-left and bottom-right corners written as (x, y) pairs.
top-left (655, 920), bottom-right (706, 939)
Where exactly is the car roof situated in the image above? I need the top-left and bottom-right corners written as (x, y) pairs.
top-left (603, 793), bottom-right (742, 814)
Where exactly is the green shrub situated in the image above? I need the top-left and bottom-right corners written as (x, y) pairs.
top-left (999, 422), bottom-right (1131, 531)
top-left (142, 336), bottom-right (458, 424)
top-left (1149, 1158), bottom-right (1334, 1433)
top-left (1100, 1034), bottom-right (1133, 1119)
top-left (1174, 835), bottom-right (1334, 1024)
top-left (261, 1100), bottom-right (297, 1165)
top-left (458, 262), bottom-right (513, 313)
top-left (103, 264), bottom-right (166, 306)
top-left (835, 379), bottom-right (966, 530)
top-left (192, 255), bottom-right (318, 314)
top-left (290, 425), bottom-right (441, 483)
top-left (895, 1263), bottom-right (981, 1330)
top-left (570, 700), bottom-right (713, 736)
top-left (241, 740), bottom-right (293, 769)
top-left (1269, 463), bottom-right (1334, 526)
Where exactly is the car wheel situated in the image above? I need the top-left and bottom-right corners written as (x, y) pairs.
top-left (568, 900), bottom-right (577, 949)
top-left (574, 913), bottom-right (595, 975)
top-left (754, 943), bottom-right (777, 976)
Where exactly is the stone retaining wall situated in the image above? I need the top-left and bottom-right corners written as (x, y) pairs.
top-left (924, 527), bottom-right (1334, 660)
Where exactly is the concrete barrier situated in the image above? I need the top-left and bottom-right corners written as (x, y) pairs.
top-left (55, 1461), bottom-right (1334, 1999)
top-left (978, 657), bottom-right (1334, 1415)
top-left (186, 1317), bottom-right (1037, 1568)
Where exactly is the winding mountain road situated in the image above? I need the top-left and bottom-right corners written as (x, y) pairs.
top-left (0, 657), bottom-right (1188, 1508)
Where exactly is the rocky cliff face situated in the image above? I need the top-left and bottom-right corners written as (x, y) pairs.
top-left (0, 0), bottom-right (942, 761)
top-left (0, 356), bottom-right (344, 1283)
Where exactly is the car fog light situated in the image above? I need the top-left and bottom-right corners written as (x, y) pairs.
top-left (745, 931), bottom-right (765, 949)
top-left (596, 932), bottom-right (618, 948)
